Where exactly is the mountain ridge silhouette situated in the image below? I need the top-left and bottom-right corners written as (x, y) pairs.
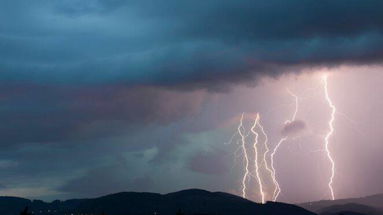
top-left (0, 188), bottom-right (316, 215)
top-left (300, 193), bottom-right (383, 215)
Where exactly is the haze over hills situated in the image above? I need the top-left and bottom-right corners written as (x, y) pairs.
top-left (318, 203), bottom-right (382, 215)
top-left (0, 189), bottom-right (316, 215)
top-left (300, 193), bottom-right (383, 215)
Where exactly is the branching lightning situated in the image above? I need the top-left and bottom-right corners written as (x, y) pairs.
top-left (233, 90), bottom-right (301, 202)
top-left (323, 74), bottom-right (336, 200)
top-left (257, 117), bottom-right (275, 203)
top-left (270, 88), bottom-right (300, 201)
top-left (231, 74), bottom-right (338, 202)
top-left (238, 113), bottom-right (250, 198)
top-left (270, 137), bottom-right (287, 201)
top-left (250, 114), bottom-right (266, 203)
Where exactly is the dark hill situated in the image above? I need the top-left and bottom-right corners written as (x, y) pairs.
top-left (0, 197), bottom-right (31, 215)
top-left (0, 189), bottom-right (316, 215)
top-left (300, 193), bottom-right (383, 215)
top-left (319, 203), bottom-right (382, 215)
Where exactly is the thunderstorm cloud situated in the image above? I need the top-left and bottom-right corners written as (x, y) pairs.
top-left (1, 0), bottom-right (383, 201)
top-left (188, 150), bottom-right (229, 175)
top-left (281, 120), bottom-right (307, 137)
top-left (1, 0), bottom-right (383, 88)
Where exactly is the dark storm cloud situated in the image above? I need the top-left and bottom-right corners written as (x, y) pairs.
top-left (1, 0), bottom-right (383, 88)
top-left (0, 84), bottom-right (207, 146)
top-left (188, 150), bottom-right (229, 175)
top-left (281, 120), bottom-right (306, 136)
top-left (55, 0), bottom-right (126, 15)
top-left (59, 161), bottom-right (154, 196)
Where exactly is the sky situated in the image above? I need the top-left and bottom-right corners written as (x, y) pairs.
top-left (0, 0), bottom-right (383, 203)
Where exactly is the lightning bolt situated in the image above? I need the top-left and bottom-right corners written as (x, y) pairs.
top-left (270, 137), bottom-right (287, 201)
top-left (238, 113), bottom-right (250, 198)
top-left (232, 75), bottom-right (337, 202)
top-left (250, 114), bottom-right (266, 203)
top-left (323, 74), bottom-right (336, 200)
top-left (270, 88), bottom-right (299, 201)
top-left (256, 117), bottom-right (275, 203)
top-left (286, 88), bottom-right (299, 123)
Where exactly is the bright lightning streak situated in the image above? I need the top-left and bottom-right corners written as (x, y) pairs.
top-left (270, 88), bottom-right (299, 201)
top-left (232, 76), bottom-right (337, 202)
top-left (270, 137), bottom-right (286, 201)
top-left (257, 117), bottom-right (275, 203)
top-left (238, 113), bottom-right (250, 198)
top-left (250, 114), bottom-right (266, 203)
top-left (323, 74), bottom-right (336, 200)
top-left (287, 88), bottom-right (299, 122)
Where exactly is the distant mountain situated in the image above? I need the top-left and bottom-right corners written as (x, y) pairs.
top-left (319, 203), bottom-right (382, 215)
top-left (321, 212), bottom-right (368, 215)
top-left (0, 189), bottom-right (316, 215)
top-left (300, 193), bottom-right (383, 215)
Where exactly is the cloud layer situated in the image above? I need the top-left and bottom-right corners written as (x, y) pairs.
top-left (0, 84), bottom-right (207, 146)
top-left (1, 0), bottom-right (383, 88)
top-left (281, 120), bottom-right (307, 137)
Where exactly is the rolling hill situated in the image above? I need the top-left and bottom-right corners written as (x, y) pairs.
top-left (0, 189), bottom-right (316, 215)
top-left (300, 193), bottom-right (383, 215)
